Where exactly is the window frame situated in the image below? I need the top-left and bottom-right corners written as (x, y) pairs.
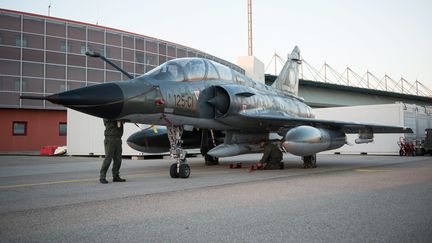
top-left (12, 121), bottom-right (27, 136)
top-left (59, 122), bottom-right (67, 136)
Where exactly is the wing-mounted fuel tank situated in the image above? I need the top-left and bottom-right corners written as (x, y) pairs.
top-left (207, 131), bottom-right (267, 157)
top-left (282, 126), bottom-right (346, 156)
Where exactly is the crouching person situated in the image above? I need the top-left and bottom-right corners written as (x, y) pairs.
top-left (258, 139), bottom-right (284, 169)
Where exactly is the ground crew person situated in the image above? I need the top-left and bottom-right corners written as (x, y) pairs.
top-left (100, 119), bottom-right (126, 184)
top-left (258, 139), bottom-right (284, 169)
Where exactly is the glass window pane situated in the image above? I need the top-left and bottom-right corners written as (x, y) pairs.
top-left (87, 69), bottom-right (104, 83)
top-left (46, 51), bottom-right (66, 64)
top-left (146, 40), bottom-right (157, 53)
top-left (22, 62), bottom-right (44, 77)
top-left (0, 30), bottom-right (21, 47)
top-left (123, 48), bottom-right (134, 62)
top-left (23, 49), bottom-right (44, 62)
top-left (0, 60), bottom-right (20, 75)
top-left (136, 38), bottom-right (144, 50)
top-left (67, 54), bottom-right (86, 66)
top-left (87, 43), bottom-right (104, 55)
top-left (135, 51), bottom-right (144, 63)
top-left (0, 46), bottom-right (20, 59)
top-left (88, 28), bottom-right (104, 43)
top-left (0, 92), bottom-right (20, 106)
top-left (106, 71), bottom-right (121, 82)
top-left (23, 33), bottom-right (44, 49)
top-left (59, 122), bottom-right (67, 136)
top-left (68, 25), bottom-right (86, 40)
top-left (46, 21), bottom-right (66, 37)
top-left (67, 81), bottom-right (86, 90)
top-left (23, 17), bottom-right (44, 34)
top-left (123, 61), bottom-right (134, 74)
top-left (67, 67), bottom-right (86, 81)
top-left (135, 64), bottom-right (145, 75)
top-left (46, 37), bottom-right (66, 52)
top-left (106, 32), bottom-right (121, 46)
top-left (145, 53), bottom-right (158, 66)
top-left (46, 79), bottom-right (66, 93)
top-left (187, 51), bottom-right (196, 57)
top-left (67, 40), bottom-right (86, 54)
top-left (177, 48), bottom-right (186, 58)
top-left (46, 64), bottom-right (66, 79)
top-left (106, 46), bottom-right (120, 59)
top-left (159, 55), bottom-right (166, 65)
top-left (123, 35), bottom-right (134, 49)
top-left (0, 76), bottom-right (20, 91)
top-left (0, 13), bottom-right (21, 31)
top-left (13, 122), bottom-right (27, 136)
top-left (22, 77), bottom-right (44, 92)
top-left (88, 56), bottom-right (104, 69)
top-left (159, 43), bottom-right (166, 55)
top-left (167, 45), bottom-right (176, 57)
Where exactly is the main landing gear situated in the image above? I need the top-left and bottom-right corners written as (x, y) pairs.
top-left (302, 154), bottom-right (317, 168)
top-left (167, 126), bottom-right (190, 178)
top-left (201, 129), bottom-right (219, 166)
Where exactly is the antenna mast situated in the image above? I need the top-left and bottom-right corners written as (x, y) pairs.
top-left (48, 0), bottom-right (51, 16)
top-left (247, 0), bottom-right (253, 56)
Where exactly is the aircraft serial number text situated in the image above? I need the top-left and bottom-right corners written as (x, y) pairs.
top-left (174, 94), bottom-right (194, 108)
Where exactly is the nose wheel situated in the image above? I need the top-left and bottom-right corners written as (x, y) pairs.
top-left (169, 161), bottom-right (190, 178)
top-left (167, 126), bottom-right (190, 178)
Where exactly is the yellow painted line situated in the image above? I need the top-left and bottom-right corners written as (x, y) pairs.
top-left (0, 168), bottom-right (232, 190)
top-left (356, 169), bottom-right (393, 173)
top-left (0, 171), bottom-right (163, 190)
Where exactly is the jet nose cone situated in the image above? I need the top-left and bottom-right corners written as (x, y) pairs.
top-left (47, 82), bottom-right (124, 119)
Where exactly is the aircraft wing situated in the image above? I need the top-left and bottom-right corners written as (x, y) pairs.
top-left (238, 110), bottom-right (413, 134)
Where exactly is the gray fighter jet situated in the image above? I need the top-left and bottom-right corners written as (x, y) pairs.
top-left (21, 46), bottom-right (412, 178)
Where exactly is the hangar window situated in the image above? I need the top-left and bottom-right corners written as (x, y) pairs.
top-left (59, 122), bottom-right (67, 136)
top-left (13, 121), bottom-right (27, 136)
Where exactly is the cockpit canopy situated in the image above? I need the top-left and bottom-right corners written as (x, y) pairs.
top-left (145, 58), bottom-right (234, 82)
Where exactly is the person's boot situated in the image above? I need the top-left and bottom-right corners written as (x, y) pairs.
top-left (100, 178), bottom-right (109, 184)
top-left (113, 176), bottom-right (126, 182)
top-left (279, 162), bottom-right (284, 169)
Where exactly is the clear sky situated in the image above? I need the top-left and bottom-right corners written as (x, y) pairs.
top-left (1, 0), bottom-right (431, 88)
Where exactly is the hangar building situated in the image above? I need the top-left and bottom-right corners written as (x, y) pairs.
top-left (0, 8), bottom-right (243, 152)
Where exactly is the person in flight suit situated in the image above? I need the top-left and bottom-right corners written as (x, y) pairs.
top-left (99, 119), bottom-right (126, 184)
top-left (258, 139), bottom-right (284, 169)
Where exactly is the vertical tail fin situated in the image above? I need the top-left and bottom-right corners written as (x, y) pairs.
top-left (271, 46), bottom-right (301, 96)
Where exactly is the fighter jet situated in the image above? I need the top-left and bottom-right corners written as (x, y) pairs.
top-left (21, 46), bottom-right (412, 178)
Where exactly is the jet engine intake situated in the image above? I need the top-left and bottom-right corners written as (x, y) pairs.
top-left (282, 126), bottom-right (346, 156)
top-left (206, 84), bottom-right (256, 118)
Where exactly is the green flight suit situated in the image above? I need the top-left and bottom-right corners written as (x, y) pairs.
top-left (260, 143), bottom-right (283, 169)
top-left (100, 119), bottom-right (124, 179)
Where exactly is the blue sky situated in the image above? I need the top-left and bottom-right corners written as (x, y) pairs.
top-left (1, 0), bottom-right (431, 88)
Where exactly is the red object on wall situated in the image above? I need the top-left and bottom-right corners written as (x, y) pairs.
top-left (0, 108), bottom-right (67, 152)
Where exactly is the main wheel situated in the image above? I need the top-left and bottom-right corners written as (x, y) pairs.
top-left (179, 164), bottom-right (190, 178)
top-left (310, 154), bottom-right (317, 168)
top-left (205, 154), bottom-right (219, 165)
top-left (303, 154), bottom-right (317, 168)
top-left (170, 163), bottom-right (179, 178)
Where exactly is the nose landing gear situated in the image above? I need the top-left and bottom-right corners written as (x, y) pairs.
top-left (167, 126), bottom-right (190, 178)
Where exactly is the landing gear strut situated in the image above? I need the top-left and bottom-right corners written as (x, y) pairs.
top-left (201, 129), bottom-right (219, 166)
top-left (302, 154), bottom-right (317, 168)
top-left (167, 126), bottom-right (190, 178)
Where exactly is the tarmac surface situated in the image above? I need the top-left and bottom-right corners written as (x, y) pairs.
top-left (0, 153), bottom-right (431, 242)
